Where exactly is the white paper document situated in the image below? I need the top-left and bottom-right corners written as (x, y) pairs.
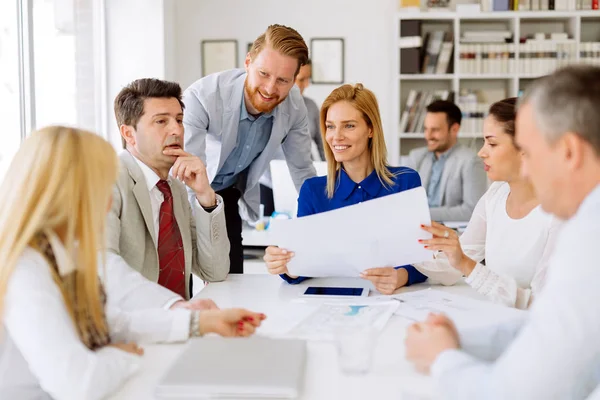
top-left (288, 301), bottom-right (399, 341)
top-left (268, 187), bottom-right (433, 278)
top-left (392, 289), bottom-right (527, 330)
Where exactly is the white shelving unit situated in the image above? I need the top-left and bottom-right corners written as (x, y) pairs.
top-left (392, 10), bottom-right (600, 165)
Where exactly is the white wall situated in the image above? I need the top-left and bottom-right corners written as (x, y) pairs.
top-left (104, 0), bottom-right (169, 148)
top-left (170, 0), bottom-right (397, 154)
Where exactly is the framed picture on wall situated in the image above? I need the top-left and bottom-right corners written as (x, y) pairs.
top-left (310, 38), bottom-right (345, 84)
top-left (201, 40), bottom-right (238, 76)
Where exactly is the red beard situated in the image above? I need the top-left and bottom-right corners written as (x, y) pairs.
top-left (244, 79), bottom-right (284, 113)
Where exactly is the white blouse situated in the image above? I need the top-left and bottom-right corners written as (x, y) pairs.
top-left (415, 182), bottom-right (561, 309)
top-left (0, 234), bottom-right (192, 400)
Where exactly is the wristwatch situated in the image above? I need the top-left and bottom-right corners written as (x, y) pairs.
top-left (201, 195), bottom-right (220, 213)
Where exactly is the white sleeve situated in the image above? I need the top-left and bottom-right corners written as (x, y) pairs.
top-left (3, 251), bottom-right (140, 400)
top-left (465, 216), bottom-right (561, 310)
top-left (413, 188), bottom-right (488, 285)
top-left (430, 224), bottom-right (600, 400)
top-left (106, 305), bottom-right (191, 344)
top-left (101, 252), bottom-right (182, 311)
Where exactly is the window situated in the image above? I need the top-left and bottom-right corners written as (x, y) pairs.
top-left (32, 0), bottom-right (101, 132)
top-left (0, 0), bottom-right (105, 181)
top-left (0, 0), bottom-right (22, 179)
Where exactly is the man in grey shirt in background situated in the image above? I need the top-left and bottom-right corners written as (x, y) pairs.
top-left (405, 100), bottom-right (487, 222)
top-left (294, 59), bottom-right (325, 161)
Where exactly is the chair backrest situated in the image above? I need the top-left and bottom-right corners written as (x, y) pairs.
top-left (270, 159), bottom-right (328, 217)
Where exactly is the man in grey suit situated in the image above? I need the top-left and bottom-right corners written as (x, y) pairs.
top-left (405, 100), bottom-right (487, 222)
top-left (109, 78), bottom-right (230, 303)
top-left (182, 24), bottom-right (317, 273)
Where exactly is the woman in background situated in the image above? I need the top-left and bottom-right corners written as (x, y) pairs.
top-left (264, 83), bottom-right (427, 294)
top-left (416, 98), bottom-right (561, 309)
top-left (0, 127), bottom-right (265, 400)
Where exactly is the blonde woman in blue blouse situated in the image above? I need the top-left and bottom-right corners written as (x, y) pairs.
top-left (264, 83), bottom-right (427, 294)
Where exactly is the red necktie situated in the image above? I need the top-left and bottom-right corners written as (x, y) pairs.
top-left (156, 180), bottom-right (186, 298)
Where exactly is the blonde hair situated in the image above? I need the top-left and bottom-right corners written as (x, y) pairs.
top-left (320, 83), bottom-right (394, 198)
top-left (0, 126), bottom-right (118, 340)
top-left (249, 24), bottom-right (308, 76)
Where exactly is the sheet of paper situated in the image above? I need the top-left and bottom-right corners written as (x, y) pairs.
top-left (268, 187), bottom-right (433, 278)
top-left (287, 301), bottom-right (399, 341)
top-left (392, 289), bottom-right (527, 330)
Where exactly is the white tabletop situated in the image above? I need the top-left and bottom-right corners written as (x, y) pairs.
top-left (109, 275), bottom-right (487, 400)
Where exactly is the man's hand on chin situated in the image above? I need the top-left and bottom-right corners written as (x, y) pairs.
top-left (170, 298), bottom-right (220, 311)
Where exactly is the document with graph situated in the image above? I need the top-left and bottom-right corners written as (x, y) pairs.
top-left (288, 301), bottom-right (399, 341)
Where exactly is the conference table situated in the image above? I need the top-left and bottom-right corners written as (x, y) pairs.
top-left (109, 275), bottom-right (488, 400)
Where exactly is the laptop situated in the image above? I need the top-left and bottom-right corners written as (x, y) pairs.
top-left (270, 160), bottom-right (327, 217)
top-left (155, 336), bottom-right (307, 399)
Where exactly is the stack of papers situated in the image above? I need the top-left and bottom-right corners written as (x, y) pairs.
top-left (392, 289), bottom-right (527, 330)
top-left (269, 187), bottom-right (433, 278)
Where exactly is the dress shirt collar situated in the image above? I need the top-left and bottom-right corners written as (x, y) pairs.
top-left (131, 152), bottom-right (169, 192)
top-left (574, 183), bottom-right (600, 219)
top-left (334, 167), bottom-right (383, 200)
top-left (240, 92), bottom-right (273, 122)
top-left (430, 143), bottom-right (456, 162)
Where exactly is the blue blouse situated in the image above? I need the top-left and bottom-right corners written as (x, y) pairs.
top-left (280, 166), bottom-right (428, 285)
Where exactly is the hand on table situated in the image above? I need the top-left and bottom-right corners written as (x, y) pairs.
top-left (360, 267), bottom-right (409, 295)
top-left (264, 246), bottom-right (298, 278)
top-left (405, 313), bottom-right (460, 374)
top-left (199, 309), bottom-right (267, 337)
top-left (109, 342), bottom-right (144, 356)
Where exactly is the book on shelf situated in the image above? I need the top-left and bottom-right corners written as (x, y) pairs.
top-left (400, 90), bottom-right (454, 134)
top-left (456, 0), bottom-right (594, 9)
top-left (518, 38), bottom-right (577, 75)
top-left (463, 31), bottom-right (512, 40)
top-left (400, 20), bottom-right (422, 74)
top-left (435, 42), bottom-right (454, 74)
top-left (400, 0), bottom-right (420, 7)
top-left (459, 43), bottom-right (516, 75)
top-left (422, 31), bottom-right (447, 74)
top-left (493, 0), bottom-right (510, 11)
top-left (457, 90), bottom-right (488, 135)
top-left (580, 42), bottom-right (600, 66)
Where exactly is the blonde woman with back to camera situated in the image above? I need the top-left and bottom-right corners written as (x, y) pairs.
top-left (0, 127), bottom-right (265, 400)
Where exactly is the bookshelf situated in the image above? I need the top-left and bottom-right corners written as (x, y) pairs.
top-left (392, 10), bottom-right (600, 165)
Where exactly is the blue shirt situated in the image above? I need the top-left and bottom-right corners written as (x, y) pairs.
top-left (211, 95), bottom-right (274, 191)
top-left (427, 149), bottom-right (453, 208)
top-left (281, 166), bottom-right (428, 286)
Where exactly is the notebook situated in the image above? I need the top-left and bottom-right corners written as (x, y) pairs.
top-left (155, 336), bottom-right (307, 399)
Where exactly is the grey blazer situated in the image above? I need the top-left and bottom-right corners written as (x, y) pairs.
top-left (405, 143), bottom-right (487, 222)
top-left (182, 69), bottom-right (316, 221)
top-left (106, 151), bottom-right (230, 299)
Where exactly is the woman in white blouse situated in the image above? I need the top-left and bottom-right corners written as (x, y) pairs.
top-left (0, 127), bottom-right (265, 400)
top-left (416, 98), bottom-right (561, 309)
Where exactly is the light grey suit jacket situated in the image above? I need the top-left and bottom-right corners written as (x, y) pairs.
top-left (106, 151), bottom-right (230, 300)
top-left (182, 69), bottom-right (317, 221)
top-left (405, 143), bottom-right (487, 222)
